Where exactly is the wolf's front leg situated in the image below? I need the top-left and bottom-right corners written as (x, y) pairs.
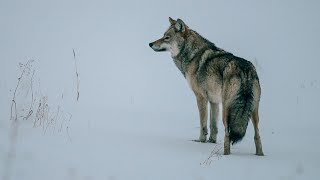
top-left (196, 95), bottom-right (208, 142)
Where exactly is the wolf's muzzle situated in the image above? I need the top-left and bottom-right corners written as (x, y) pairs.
top-left (149, 43), bottom-right (153, 47)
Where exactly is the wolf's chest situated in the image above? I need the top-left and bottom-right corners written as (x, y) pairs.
top-left (185, 74), bottom-right (198, 92)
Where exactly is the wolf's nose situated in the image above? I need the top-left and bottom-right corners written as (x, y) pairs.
top-left (149, 43), bottom-right (153, 47)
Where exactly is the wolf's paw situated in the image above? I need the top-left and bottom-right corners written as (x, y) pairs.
top-left (198, 135), bottom-right (207, 143)
top-left (207, 137), bottom-right (217, 143)
top-left (255, 152), bottom-right (264, 156)
top-left (224, 146), bottom-right (231, 155)
top-left (192, 139), bottom-right (203, 143)
top-left (192, 136), bottom-right (207, 143)
top-left (224, 150), bottom-right (231, 155)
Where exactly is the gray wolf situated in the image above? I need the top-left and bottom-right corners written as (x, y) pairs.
top-left (149, 17), bottom-right (264, 156)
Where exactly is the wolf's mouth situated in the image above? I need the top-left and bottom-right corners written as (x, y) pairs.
top-left (149, 42), bottom-right (167, 52)
top-left (154, 48), bottom-right (166, 52)
top-left (150, 46), bottom-right (166, 52)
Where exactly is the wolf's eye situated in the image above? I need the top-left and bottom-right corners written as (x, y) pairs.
top-left (164, 36), bottom-right (170, 40)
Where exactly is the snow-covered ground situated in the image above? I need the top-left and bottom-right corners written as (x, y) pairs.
top-left (1, 0), bottom-right (320, 179)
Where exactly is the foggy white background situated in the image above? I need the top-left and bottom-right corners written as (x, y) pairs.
top-left (1, 0), bottom-right (320, 179)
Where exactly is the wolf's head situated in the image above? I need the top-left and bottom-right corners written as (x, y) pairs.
top-left (149, 17), bottom-right (189, 57)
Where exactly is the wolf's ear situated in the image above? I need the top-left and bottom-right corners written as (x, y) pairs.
top-left (175, 19), bottom-right (186, 32)
top-left (169, 17), bottom-right (176, 25)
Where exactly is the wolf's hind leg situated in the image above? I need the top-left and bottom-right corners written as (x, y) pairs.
top-left (208, 102), bottom-right (219, 143)
top-left (252, 108), bottom-right (264, 156)
top-left (222, 107), bottom-right (231, 155)
top-left (196, 94), bottom-right (208, 142)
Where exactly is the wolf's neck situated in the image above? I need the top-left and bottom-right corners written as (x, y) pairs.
top-left (172, 47), bottom-right (203, 77)
top-left (177, 30), bottom-right (223, 59)
top-left (192, 30), bottom-right (225, 53)
top-left (173, 30), bottom-right (221, 76)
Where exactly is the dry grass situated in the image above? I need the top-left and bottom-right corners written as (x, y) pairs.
top-left (201, 141), bottom-right (223, 166)
top-left (73, 49), bottom-right (80, 101)
top-left (3, 59), bottom-right (75, 180)
top-left (4, 60), bottom-right (34, 180)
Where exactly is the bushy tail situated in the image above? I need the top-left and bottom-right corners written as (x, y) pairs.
top-left (228, 80), bottom-right (255, 144)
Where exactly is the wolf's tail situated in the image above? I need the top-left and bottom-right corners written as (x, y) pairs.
top-left (227, 76), bottom-right (255, 144)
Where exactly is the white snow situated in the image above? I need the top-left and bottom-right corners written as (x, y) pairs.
top-left (1, 0), bottom-right (320, 180)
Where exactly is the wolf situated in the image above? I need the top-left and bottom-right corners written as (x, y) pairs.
top-left (149, 17), bottom-right (264, 156)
